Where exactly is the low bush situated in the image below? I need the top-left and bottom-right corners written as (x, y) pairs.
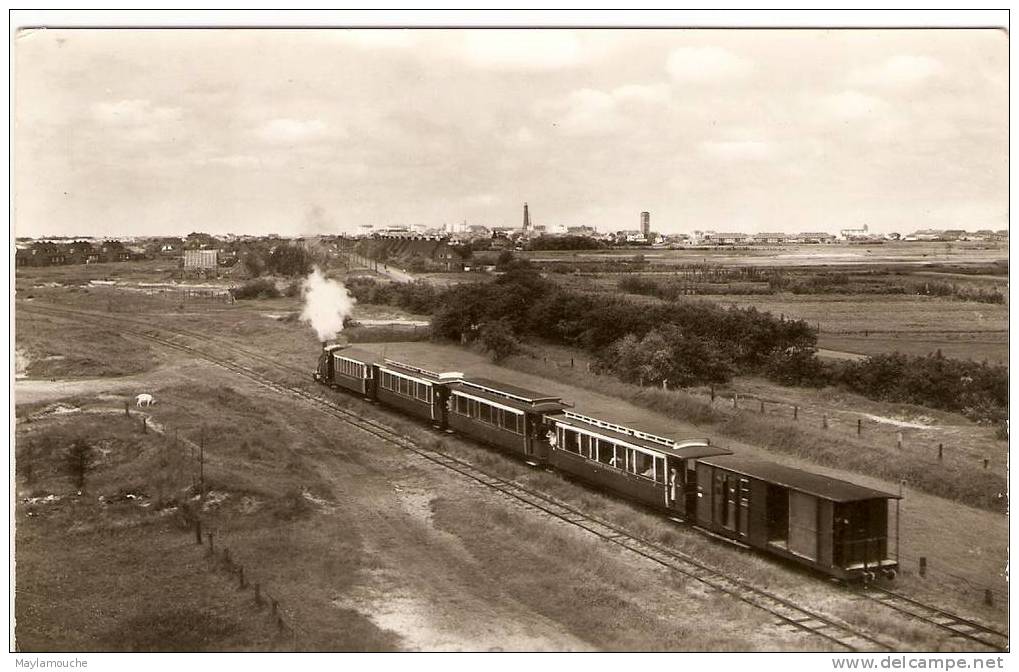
top-left (230, 279), bottom-right (281, 300)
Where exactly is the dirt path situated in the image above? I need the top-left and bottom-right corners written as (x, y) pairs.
top-left (14, 360), bottom-right (210, 406)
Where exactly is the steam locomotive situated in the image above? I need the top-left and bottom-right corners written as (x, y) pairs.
top-left (315, 343), bottom-right (900, 582)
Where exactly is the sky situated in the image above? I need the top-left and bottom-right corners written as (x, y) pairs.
top-left (14, 28), bottom-right (1008, 237)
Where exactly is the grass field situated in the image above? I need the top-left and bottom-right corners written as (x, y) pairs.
top-left (521, 241), bottom-right (1008, 268)
top-left (14, 257), bottom-right (1008, 650)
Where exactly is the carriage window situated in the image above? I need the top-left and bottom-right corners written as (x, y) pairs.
top-left (579, 434), bottom-right (590, 458)
top-left (500, 410), bottom-right (522, 434)
top-left (479, 402), bottom-right (492, 423)
top-left (415, 382), bottom-right (429, 401)
top-left (633, 451), bottom-right (654, 479)
top-left (597, 440), bottom-right (614, 466)
top-left (563, 429), bottom-right (580, 453)
top-left (654, 456), bottom-right (666, 483)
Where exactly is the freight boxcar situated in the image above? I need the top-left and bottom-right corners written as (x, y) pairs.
top-left (314, 345), bottom-right (382, 398)
top-left (545, 411), bottom-right (733, 512)
top-left (447, 378), bottom-right (569, 462)
top-left (694, 455), bottom-right (900, 580)
top-left (374, 359), bottom-right (463, 427)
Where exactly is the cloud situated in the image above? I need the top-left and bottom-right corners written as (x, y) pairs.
top-left (851, 55), bottom-right (945, 88)
top-left (258, 118), bottom-right (331, 143)
top-left (461, 31), bottom-right (583, 70)
top-left (91, 98), bottom-right (181, 125)
top-left (819, 90), bottom-right (886, 120)
top-left (700, 140), bottom-right (773, 162)
top-left (666, 46), bottom-right (752, 82)
top-left (538, 83), bottom-right (671, 136)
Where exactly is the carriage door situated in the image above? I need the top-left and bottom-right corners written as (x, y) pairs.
top-left (695, 464), bottom-right (712, 524)
top-left (666, 457), bottom-right (682, 511)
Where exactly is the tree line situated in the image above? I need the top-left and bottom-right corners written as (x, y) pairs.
top-left (426, 262), bottom-right (1007, 428)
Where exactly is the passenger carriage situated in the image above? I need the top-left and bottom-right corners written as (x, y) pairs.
top-left (694, 455), bottom-right (901, 580)
top-left (544, 411), bottom-right (732, 512)
top-left (446, 378), bottom-right (569, 461)
top-left (314, 345), bottom-right (382, 398)
top-left (374, 359), bottom-right (463, 427)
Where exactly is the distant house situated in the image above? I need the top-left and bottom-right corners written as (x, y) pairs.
top-left (615, 230), bottom-right (647, 244)
top-left (714, 232), bottom-right (750, 245)
top-left (566, 225), bottom-right (598, 237)
top-left (16, 243), bottom-right (67, 267)
top-left (752, 232), bottom-right (787, 244)
top-left (100, 242), bottom-right (131, 262)
top-left (466, 224), bottom-right (491, 239)
top-left (797, 232), bottom-right (837, 244)
top-left (67, 240), bottom-right (100, 264)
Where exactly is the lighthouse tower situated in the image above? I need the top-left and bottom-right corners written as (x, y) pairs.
top-left (522, 202), bottom-right (531, 232)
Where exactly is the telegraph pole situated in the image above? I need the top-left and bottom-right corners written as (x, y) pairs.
top-left (200, 426), bottom-right (205, 501)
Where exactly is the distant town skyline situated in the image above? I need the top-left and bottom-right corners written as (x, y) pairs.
top-left (15, 29), bottom-right (1007, 238)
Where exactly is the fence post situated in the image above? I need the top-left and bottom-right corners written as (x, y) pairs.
top-left (794, 405), bottom-right (798, 420)
top-left (710, 386), bottom-right (715, 402)
top-left (570, 358), bottom-right (574, 368)
top-left (983, 458), bottom-right (989, 470)
top-left (857, 419), bottom-right (862, 436)
top-left (142, 417), bottom-right (147, 434)
top-left (238, 566), bottom-right (245, 589)
top-left (897, 432), bottom-right (903, 450)
top-left (124, 400), bottom-right (130, 417)
top-left (207, 531), bottom-right (214, 555)
top-left (195, 519), bottom-right (202, 545)
top-left (732, 394), bottom-right (738, 409)
top-left (759, 400), bottom-right (765, 414)
top-left (938, 443), bottom-right (943, 461)
top-left (919, 557), bottom-right (927, 577)
top-left (822, 414), bottom-right (828, 430)
top-left (662, 380), bottom-right (668, 391)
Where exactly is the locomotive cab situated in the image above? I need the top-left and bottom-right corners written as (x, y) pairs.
top-left (314, 343), bottom-right (348, 383)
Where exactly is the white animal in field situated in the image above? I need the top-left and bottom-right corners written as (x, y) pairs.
top-left (135, 393), bottom-right (155, 407)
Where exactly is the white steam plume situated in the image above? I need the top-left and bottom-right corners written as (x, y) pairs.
top-left (300, 267), bottom-right (356, 342)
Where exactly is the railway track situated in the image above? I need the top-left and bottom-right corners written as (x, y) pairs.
top-left (18, 302), bottom-right (1006, 651)
top-left (856, 586), bottom-right (1008, 652)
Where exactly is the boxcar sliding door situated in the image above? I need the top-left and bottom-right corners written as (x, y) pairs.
top-left (788, 491), bottom-right (818, 560)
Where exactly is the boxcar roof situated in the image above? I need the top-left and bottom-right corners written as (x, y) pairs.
top-left (548, 413), bottom-right (733, 460)
top-left (461, 377), bottom-right (563, 404)
top-left (331, 347), bottom-right (383, 365)
top-left (451, 380), bottom-right (567, 413)
top-left (699, 455), bottom-right (901, 502)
